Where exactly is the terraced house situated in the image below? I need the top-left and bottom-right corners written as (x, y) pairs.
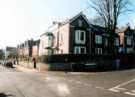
top-left (17, 39), bottom-right (35, 58)
top-left (37, 12), bottom-right (123, 71)
top-left (118, 26), bottom-right (135, 54)
top-left (17, 12), bottom-right (135, 70)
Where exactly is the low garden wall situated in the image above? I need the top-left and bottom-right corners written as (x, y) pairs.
top-left (18, 54), bottom-right (135, 71)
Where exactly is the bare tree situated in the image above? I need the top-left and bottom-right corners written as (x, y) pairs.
top-left (90, 17), bottom-right (106, 27)
top-left (89, 0), bottom-right (132, 53)
top-left (90, 0), bottom-right (131, 31)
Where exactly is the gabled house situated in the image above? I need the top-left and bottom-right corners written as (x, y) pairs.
top-left (17, 39), bottom-right (35, 58)
top-left (39, 12), bottom-right (120, 56)
top-left (39, 12), bottom-right (92, 55)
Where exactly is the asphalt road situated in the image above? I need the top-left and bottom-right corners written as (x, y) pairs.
top-left (1, 65), bottom-right (135, 97)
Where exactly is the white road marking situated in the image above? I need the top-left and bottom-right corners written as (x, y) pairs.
top-left (124, 90), bottom-right (135, 96)
top-left (59, 77), bottom-right (105, 90)
top-left (125, 92), bottom-right (135, 96)
top-left (112, 78), bottom-right (135, 88)
top-left (131, 90), bottom-right (135, 93)
top-left (109, 87), bottom-right (126, 92)
top-left (108, 78), bottom-right (135, 93)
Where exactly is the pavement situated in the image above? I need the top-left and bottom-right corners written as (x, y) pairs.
top-left (1, 64), bottom-right (135, 97)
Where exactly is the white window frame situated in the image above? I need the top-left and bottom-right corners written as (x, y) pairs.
top-left (95, 48), bottom-right (102, 54)
top-left (80, 47), bottom-right (86, 54)
top-left (126, 48), bottom-right (133, 54)
top-left (75, 30), bottom-right (86, 44)
top-left (126, 37), bottom-right (132, 46)
top-left (114, 38), bottom-right (119, 46)
top-left (74, 46), bottom-right (86, 54)
top-left (74, 47), bottom-right (80, 54)
top-left (48, 36), bottom-right (53, 47)
top-left (95, 35), bottom-right (102, 44)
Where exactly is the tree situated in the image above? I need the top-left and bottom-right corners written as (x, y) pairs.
top-left (90, 0), bottom-right (131, 30)
top-left (89, 0), bottom-right (132, 53)
top-left (90, 16), bottom-right (106, 27)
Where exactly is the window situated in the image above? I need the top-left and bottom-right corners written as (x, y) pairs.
top-left (95, 35), bottom-right (102, 44)
top-left (75, 30), bottom-right (86, 44)
top-left (114, 38), bottom-right (119, 46)
top-left (119, 47), bottom-right (123, 53)
top-left (127, 48), bottom-right (133, 54)
top-left (74, 47), bottom-right (80, 54)
top-left (80, 31), bottom-right (84, 41)
top-left (74, 46), bottom-right (86, 54)
top-left (47, 49), bottom-right (53, 55)
top-left (105, 38), bottom-right (108, 46)
top-left (48, 36), bottom-right (53, 47)
top-left (78, 20), bottom-right (83, 27)
top-left (95, 48), bottom-right (102, 54)
top-left (80, 47), bottom-right (86, 54)
top-left (126, 37), bottom-right (132, 45)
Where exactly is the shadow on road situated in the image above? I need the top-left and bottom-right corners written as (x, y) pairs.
top-left (0, 93), bottom-right (13, 97)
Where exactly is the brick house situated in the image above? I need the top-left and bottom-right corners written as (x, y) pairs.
top-left (118, 26), bottom-right (135, 54)
top-left (90, 25), bottom-right (120, 55)
top-left (17, 39), bottom-right (35, 58)
top-left (17, 44), bottom-right (25, 57)
top-left (39, 12), bottom-right (120, 56)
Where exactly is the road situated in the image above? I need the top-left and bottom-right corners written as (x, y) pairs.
top-left (1, 65), bottom-right (135, 97)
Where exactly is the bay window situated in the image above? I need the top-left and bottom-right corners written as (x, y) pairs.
top-left (75, 30), bottom-right (86, 44)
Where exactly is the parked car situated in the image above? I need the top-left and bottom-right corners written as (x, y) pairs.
top-left (4, 60), bottom-right (13, 68)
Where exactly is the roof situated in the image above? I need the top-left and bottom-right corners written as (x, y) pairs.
top-left (33, 39), bottom-right (40, 46)
top-left (40, 12), bottom-right (91, 37)
top-left (61, 12), bottom-right (91, 27)
top-left (117, 26), bottom-right (135, 35)
top-left (6, 47), bottom-right (16, 51)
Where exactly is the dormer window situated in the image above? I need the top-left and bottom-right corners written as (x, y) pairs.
top-left (78, 20), bottom-right (82, 27)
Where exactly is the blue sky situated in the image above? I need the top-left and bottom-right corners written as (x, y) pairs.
top-left (0, 0), bottom-right (135, 48)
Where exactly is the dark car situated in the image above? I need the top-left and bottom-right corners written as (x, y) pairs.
top-left (4, 61), bottom-right (13, 68)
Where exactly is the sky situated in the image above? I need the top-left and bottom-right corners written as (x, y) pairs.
top-left (0, 0), bottom-right (135, 48)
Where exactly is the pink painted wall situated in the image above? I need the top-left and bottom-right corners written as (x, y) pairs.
top-left (58, 23), bottom-right (70, 54)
